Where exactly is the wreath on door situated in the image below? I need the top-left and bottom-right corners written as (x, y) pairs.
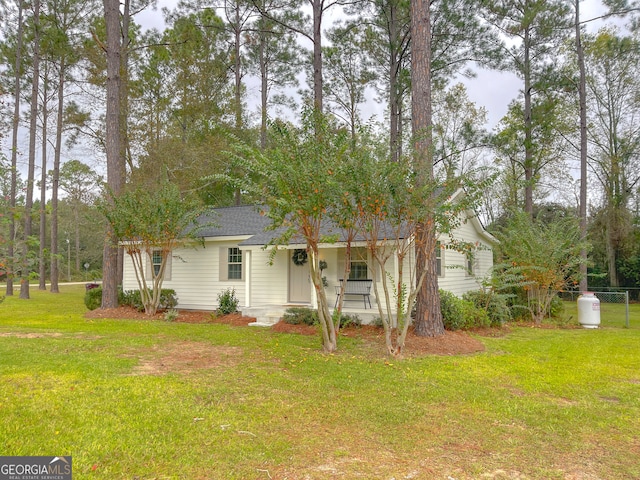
top-left (292, 249), bottom-right (308, 266)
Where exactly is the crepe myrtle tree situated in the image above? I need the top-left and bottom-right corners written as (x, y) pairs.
top-left (493, 211), bottom-right (588, 324)
top-left (352, 153), bottom-right (489, 355)
top-left (99, 182), bottom-right (207, 315)
top-left (220, 108), bottom-right (354, 353)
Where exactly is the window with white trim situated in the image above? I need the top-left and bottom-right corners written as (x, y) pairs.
top-left (349, 247), bottom-right (368, 280)
top-left (147, 249), bottom-right (171, 280)
top-left (152, 250), bottom-right (162, 276)
top-left (228, 247), bottom-right (243, 280)
top-left (436, 242), bottom-right (443, 277)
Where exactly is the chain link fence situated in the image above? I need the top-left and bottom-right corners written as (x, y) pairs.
top-left (561, 289), bottom-right (630, 328)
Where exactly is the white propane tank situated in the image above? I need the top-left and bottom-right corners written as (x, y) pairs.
top-left (578, 292), bottom-right (601, 329)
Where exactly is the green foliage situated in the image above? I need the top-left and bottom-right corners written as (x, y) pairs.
top-left (219, 109), bottom-right (367, 352)
top-left (121, 289), bottom-right (178, 312)
top-left (216, 288), bottom-right (239, 315)
top-left (338, 313), bottom-right (362, 328)
top-left (459, 300), bottom-right (491, 328)
top-left (221, 109), bottom-right (354, 247)
top-left (164, 309), bottom-right (179, 322)
top-left (492, 211), bottom-right (588, 324)
top-left (549, 294), bottom-right (564, 317)
top-left (99, 182), bottom-right (209, 315)
top-left (159, 290), bottom-right (179, 311)
top-left (439, 290), bottom-right (465, 331)
top-left (440, 289), bottom-right (491, 330)
top-left (57, 159), bottom-right (101, 200)
top-left (99, 182), bottom-right (203, 247)
top-left (282, 307), bottom-right (318, 326)
top-left (370, 316), bottom-right (384, 328)
top-left (462, 290), bottom-right (512, 326)
top-left (282, 307), bottom-right (361, 328)
top-left (84, 286), bottom-right (102, 310)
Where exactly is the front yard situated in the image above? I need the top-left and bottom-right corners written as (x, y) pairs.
top-left (0, 285), bottom-right (639, 479)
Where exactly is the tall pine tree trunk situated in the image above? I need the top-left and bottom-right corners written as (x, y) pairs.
top-left (575, 0), bottom-right (588, 292)
top-left (102, 0), bottom-right (123, 308)
top-left (233, 1), bottom-right (243, 205)
top-left (21, 0), bottom-right (41, 300)
top-left (259, 20), bottom-right (267, 150)
top-left (389, 0), bottom-right (402, 163)
top-left (50, 56), bottom-right (66, 294)
top-left (523, 26), bottom-right (534, 216)
top-left (411, 0), bottom-right (444, 337)
top-left (7, 0), bottom-right (25, 297)
top-left (39, 70), bottom-right (48, 290)
top-left (312, 0), bottom-right (323, 112)
top-left (73, 202), bottom-right (80, 271)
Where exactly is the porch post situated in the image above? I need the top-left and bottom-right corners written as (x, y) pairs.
top-left (244, 249), bottom-right (251, 308)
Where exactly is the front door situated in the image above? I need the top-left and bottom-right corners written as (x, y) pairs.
top-left (288, 255), bottom-right (311, 304)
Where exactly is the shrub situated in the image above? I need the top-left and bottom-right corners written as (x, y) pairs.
top-left (120, 289), bottom-right (140, 310)
top-left (84, 286), bottom-right (103, 310)
top-left (164, 309), bottom-right (179, 322)
top-left (440, 289), bottom-right (492, 330)
top-left (121, 289), bottom-right (178, 312)
top-left (462, 290), bottom-right (512, 326)
top-left (282, 307), bottom-right (318, 326)
top-left (440, 289), bottom-right (465, 331)
top-left (217, 288), bottom-right (239, 315)
top-left (459, 299), bottom-right (491, 329)
top-left (338, 313), bottom-right (362, 328)
top-left (159, 290), bottom-right (178, 310)
top-left (549, 294), bottom-right (564, 317)
top-left (282, 309), bottom-right (361, 328)
top-left (370, 316), bottom-right (384, 328)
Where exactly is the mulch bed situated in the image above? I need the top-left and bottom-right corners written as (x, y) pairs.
top-left (85, 307), bottom-right (489, 356)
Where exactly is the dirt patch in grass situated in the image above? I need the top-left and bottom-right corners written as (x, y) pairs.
top-left (0, 332), bottom-right (65, 338)
top-left (127, 341), bottom-right (244, 376)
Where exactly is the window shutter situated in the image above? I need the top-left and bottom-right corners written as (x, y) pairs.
top-left (219, 247), bottom-right (228, 281)
top-left (164, 253), bottom-right (172, 281)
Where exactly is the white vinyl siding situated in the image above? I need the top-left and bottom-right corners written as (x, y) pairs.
top-left (437, 216), bottom-right (493, 297)
top-left (122, 208), bottom-right (495, 312)
top-left (124, 240), bottom-right (248, 310)
top-left (247, 247), bottom-right (289, 305)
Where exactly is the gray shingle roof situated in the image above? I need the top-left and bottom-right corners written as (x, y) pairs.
top-left (193, 205), bottom-right (414, 247)
top-left (195, 205), bottom-right (355, 246)
top-left (195, 205), bottom-right (272, 238)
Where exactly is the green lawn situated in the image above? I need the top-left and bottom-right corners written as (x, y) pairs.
top-left (1, 286), bottom-right (639, 479)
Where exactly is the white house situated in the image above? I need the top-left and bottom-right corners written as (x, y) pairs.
top-left (122, 195), bottom-right (497, 324)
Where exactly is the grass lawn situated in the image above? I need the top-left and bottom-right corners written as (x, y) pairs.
top-left (1, 286), bottom-right (639, 479)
